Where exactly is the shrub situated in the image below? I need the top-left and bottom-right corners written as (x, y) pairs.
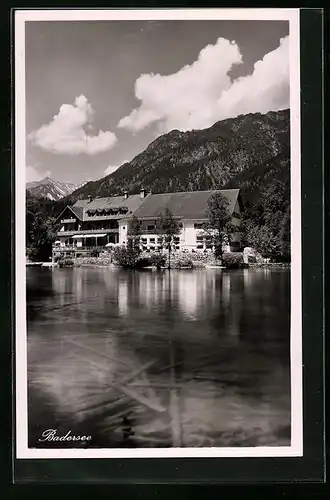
top-left (222, 252), bottom-right (246, 269)
top-left (247, 254), bottom-right (257, 263)
top-left (113, 245), bottom-right (138, 268)
top-left (135, 256), bottom-right (153, 269)
top-left (53, 253), bottom-right (64, 263)
top-left (58, 258), bottom-right (74, 268)
top-left (112, 246), bottom-right (151, 269)
top-left (150, 253), bottom-right (166, 269)
top-left (90, 248), bottom-right (100, 257)
top-left (171, 256), bottom-right (194, 269)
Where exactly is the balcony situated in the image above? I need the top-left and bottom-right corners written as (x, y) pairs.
top-left (60, 218), bottom-right (76, 223)
top-left (57, 228), bottom-right (119, 237)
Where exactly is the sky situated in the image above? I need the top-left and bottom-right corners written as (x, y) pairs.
top-left (25, 20), bottom-right (289, 184)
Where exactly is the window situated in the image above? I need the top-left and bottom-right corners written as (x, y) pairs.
top-left (196, 236), bottom-right (203, 242)
top-left (197, 244), bottom-right (204, 249)
top-left (149, 238), bottom-right (155, 243)
top-left (194, 223), bottom-right (204, 229)
top-left (122, 226), bottom-right (126, 231)
top-left (147, 224), bottom-right (155, 231)
top-left (174, 236), bottom-right (180, 242)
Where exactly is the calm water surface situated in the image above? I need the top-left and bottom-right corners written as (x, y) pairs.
top-left (27, 267), bottom-right (291, 448)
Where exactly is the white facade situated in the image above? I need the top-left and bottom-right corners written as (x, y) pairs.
top-left (118, 219), bottom-right (128, 245)
top-left (117, 195), bottom-right (242, 252)
top-left (119, 219), bottom-right (241, 254)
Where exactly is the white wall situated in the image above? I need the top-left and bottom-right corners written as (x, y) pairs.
top-left (118, 219), bottom-right (128, 245)
top-left (123, 207), bottom-right (242, 252)
top-left (182, 220), bottom-right (197, 249)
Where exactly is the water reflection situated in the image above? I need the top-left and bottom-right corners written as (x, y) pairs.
top-left (27, 267), bottom-right (291, 448)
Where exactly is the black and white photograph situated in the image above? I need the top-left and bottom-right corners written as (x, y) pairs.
top-left (15, 9), bottom-right (302, 459)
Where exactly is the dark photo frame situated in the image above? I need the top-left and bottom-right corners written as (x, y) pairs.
top-left (3, 6), bottom-right (325, 487)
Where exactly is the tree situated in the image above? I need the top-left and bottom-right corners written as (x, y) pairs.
top-left (26, 193), bottom-right (60, 261)
top-left (156, 208), bottom-right (180, 269)
top-left (240, 181), bottom-right (290, 261)
top-left (205, 192), bottom-right (233, 259)
top-left (280, 204), bottom-right (290, 261)
top-left (127, 215), bottom-right (142, 254)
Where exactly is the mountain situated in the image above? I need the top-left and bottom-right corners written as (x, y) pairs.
top-left (66, 109), bottom-right (290, 205)
top-left (26, 177), bottom-right (88, 201)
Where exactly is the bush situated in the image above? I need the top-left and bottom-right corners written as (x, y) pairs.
top-left (113, 245), bottom-right (138, 268)
top-left (222, 252), bottom-right (246, 269)
top-left (171, 256), bottom-right (194, 269)
top-left (90, 248), bottom-right (100, 257)
top-left (58, 258), bottom-right (74, 268)
top-left (112, 246), bottom-right (151, 269)
top-left (135, 256), bottom-right (153, 269)
top-left (53, 253), bottom-right (64, 263)
top-left (150, 253), bottom-right (166, 269)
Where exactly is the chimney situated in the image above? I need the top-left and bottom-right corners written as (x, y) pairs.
top-left (88, 194), bottom-right (92, 202)
top-left (140, 188), bottom-right (146, 199)
top-left (124, 190), bottom-right (129, 200)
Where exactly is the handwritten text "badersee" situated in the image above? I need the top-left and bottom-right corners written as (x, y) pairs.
top-left (38, 429), bottom-right (92, 442)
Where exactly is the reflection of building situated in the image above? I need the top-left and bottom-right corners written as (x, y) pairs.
top-left (53, 188), bottom-right (243, 259)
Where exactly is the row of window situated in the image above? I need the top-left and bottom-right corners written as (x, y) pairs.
top-left (142, 223), bottom-right (183, 231)
top-left (140, 236), bottom-right (181, 244)
top-left (86, 207), bottom-right (129, 216)
top-left (142, 245), bottom-right (181, 252)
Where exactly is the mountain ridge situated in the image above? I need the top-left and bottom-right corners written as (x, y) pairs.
top-left (64, 108), bottom-right (290, 205)
top-left (26, 177), bottom-right (88, 201)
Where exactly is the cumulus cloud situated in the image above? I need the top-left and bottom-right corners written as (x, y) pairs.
top-left (29, 95), bottom-right (117, 155)
top-left (118, 36), bottom-right (289, 133)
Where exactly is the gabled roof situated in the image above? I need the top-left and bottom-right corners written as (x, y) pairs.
top-left (56, 189), bottom-right (240, 223)
top-left (72, 194), bottom-right (145, 221)
top-left (133, 189), bottom-right (240, 220)
top-left (55, 205), bottom-right (84, 222)
top-left (69, 205), bottom-right (85, 220)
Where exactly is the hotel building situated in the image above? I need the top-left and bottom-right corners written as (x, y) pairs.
top-left (52, 188), bottom-right (243, 260)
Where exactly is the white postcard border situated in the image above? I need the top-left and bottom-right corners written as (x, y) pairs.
top-left (15, 8), bottom-right (302, 459)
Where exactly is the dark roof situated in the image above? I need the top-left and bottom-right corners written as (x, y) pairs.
top-left (69, 205), bottom-right (84, 220)
top-left (57, 189), bottom-right (240, 223)
top-left (133, 189), bottom-right (240, 220)
top-left (72, 194), bottom-right (145, 221)
top-left (55, 205), bottom-right (84, 222)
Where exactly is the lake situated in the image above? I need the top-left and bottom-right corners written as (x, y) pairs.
top-left (26, 266), bottom-right (291, 448)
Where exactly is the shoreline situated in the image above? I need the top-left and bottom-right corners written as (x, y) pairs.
top-left (27, 261), bottom-right (291, 270)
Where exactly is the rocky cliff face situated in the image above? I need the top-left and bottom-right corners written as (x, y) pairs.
top-left (66, 108), bottom-right (290, 204)
top-left (26, 177), bottom-right (88, 201)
